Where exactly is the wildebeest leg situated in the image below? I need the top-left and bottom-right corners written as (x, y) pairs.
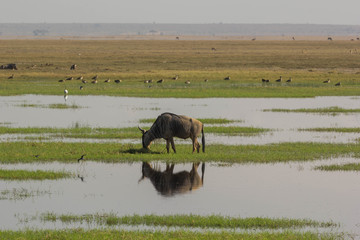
top-left (201, 163), bottom-right (205, 184)
top-left (166, 139), bottom-right (170, 153)
top-left (170, 138), bottom-right (176, 153)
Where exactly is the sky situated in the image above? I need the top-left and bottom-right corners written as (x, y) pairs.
top-left (1, 0), bottom-right (360, 25)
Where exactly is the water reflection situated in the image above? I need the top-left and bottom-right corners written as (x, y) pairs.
top-left (139, 162), bottom-right (205, 196)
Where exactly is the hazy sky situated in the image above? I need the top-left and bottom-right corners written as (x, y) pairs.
top-left (1, 0), bottom-right (360, 25)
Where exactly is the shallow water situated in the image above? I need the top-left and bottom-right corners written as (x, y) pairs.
top-left (1, 160), bottom-right (360, 236)
top-left (1, 95), bottom-right (360, 144)
top-left (1, 95), bottom-right (360, 236)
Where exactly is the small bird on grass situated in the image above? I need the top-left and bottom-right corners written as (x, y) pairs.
top-left (323, 79), bottom-right (331, 83)
top-left (335, 82), bottom-right (341, 86)
top-left (78, 154), bottom-right (86, 163)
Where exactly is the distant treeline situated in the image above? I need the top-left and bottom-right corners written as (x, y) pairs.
top-left (0, 23), bottom-right (360, 36)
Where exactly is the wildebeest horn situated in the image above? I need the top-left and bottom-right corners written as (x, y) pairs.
top-left (138, 175), bottom-right (145, 183)
top-left (138, 126), bottom-right (146, 134)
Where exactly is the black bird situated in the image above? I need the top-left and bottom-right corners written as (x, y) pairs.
top-left (224, 76), bottom-right (230, 80)
top-left (286, 77), bottom-right (292, 83)
top-left (80, 86), bottom-right (84, 90)
top-left (275, 76), bottom-right (282, 82)
top-left (78, 154), bottom-right (86, 162)
top-left (335, 82), bottom-right (341, 86)
top-left (34, 154), bottom-right (39, 158)
top-left (323, 79), bottom-right (330, 83)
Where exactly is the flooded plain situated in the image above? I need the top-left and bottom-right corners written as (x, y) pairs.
top-left (1, 95), bottom-right (360, 236)
top-left (1, 95), bottom-right (360, 144)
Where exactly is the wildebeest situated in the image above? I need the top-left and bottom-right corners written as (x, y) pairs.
top-left (139, 162), bottom-right (205, 196)
top-left (138, 112), bottom-right (205, 153)
top-left (0, 63), bottom-right (17, 70)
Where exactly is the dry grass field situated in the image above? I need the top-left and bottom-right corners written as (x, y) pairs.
top-left (0, 39), bottom-right (359, 97)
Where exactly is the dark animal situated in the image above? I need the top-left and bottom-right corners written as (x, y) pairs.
top-left (77, 154), bottom-right (86, 162)
top-left (224, 76), bottom-right (230, 80)
top-left (275, 76), bottom-right (282, 82)
top-left (139, 162), bottom-right (205, 196)
top-left (70, 64), bottom-right (77, 70)
top-left (0, 63), bottom-right (17, 70)
top-left (138, 112), bottom-right (205, 153)
top-left (328, 37), bottom-right (333, 41)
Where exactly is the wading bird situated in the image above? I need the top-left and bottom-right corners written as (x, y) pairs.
top-left (323, 79), bottom-right (331, 83)
top-left (275, 76), bottom-right (282, 82)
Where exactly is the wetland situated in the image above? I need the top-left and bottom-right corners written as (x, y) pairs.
top-left (1, 39), bottom-right (360, 239)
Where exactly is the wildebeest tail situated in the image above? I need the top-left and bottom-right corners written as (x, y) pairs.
top-left (201, 124), bottom-right (205, 153)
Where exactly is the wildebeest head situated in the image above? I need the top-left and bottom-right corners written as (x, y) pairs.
top-left (138, 126), bottom-right (151, 149)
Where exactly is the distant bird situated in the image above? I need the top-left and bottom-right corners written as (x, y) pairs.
top-left (77, 76), bottom-right (83, 80)
top-left (172, 75), bottom-right (179, 80)
top-left (92, 75), bottom-right (98, 80)
top-left (176, 36), bottom-right (180, 40)
top-left (148, 79), bottom-right (153, 83)
top-left (77, 154), bottom-right (86, 163)
top-left (64, 89), bottom-right (68, 95)
top-left (82, 80), bottom-right (87, 84)
top-left (104, 78), bottom-right (111, 83)
top-left (91, 79), bottom-right (98, 84)
top-left (211, 47), bottom-right (217, 51)
top-left (66, 77), bottom-right (73, 81)
top-left (224, 76), bottom-right (230, 80)
top-left (251, 38), bottom-right (256, 41)
top-left (58, 79), bottom-right (64, 82)
top-left (70, 64), bottom-right (77, 70)
top-left (114, 79), bottom-right (122, 83)
top-left (292, 37), bottom-right (296, 40)
top-left (80, 86), bottom-right (84, 90)
top-left (185, 80), bottom-right (190, 84)
top-left (157, 79), bottom-right (164, 83)
top-left (8, 74), bottom-right (14, 79)
top-left (275, 76), bottom-right (282, 82)
top-left (328, 37), bottom-right (333, 41)
top-left (34, 154), bottom-right (39, 158)
top-left (204, 79), bottom-right (208, 82)
top-left (335, 82), bottom-right (341, 86)
top-left (323, 79), bottom-right (331, 83)
top-left (286, 77), bottom-right (292, 83)
top-left (262, 78), bottom-right (270, 83)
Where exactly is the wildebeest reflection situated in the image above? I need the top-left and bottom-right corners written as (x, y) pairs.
top-left (139, 162), bottom-right (205, 196)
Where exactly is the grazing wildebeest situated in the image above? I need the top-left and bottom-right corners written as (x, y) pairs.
top-left (139, 162), bottom-right (205, 196)
top-left (138, 112), bottom-right (205, 153)
top-left (0, 63), bottom-right (17, 70)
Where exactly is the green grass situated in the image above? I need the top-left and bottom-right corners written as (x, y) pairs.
top-left (300, 127), bottom-right (360, 133)
top-left (315, 163), bottom-right (360, 171)
top-left (0, 126), bottom-right (269, 139)
top-left (264, 106), bottom-right (360, 114)
top-left (1, 142), bottom-right (360, 164)
top-left (0, 188), bottom-right (51, 200)
top-left (17, 103), bottom-right (83, 109)
top-left (1, 39), bottom-right (360, 98)
top-left (0, 229), bottom-right (344, 240)
top-left (0, 169), bottom-right (73, 180)
top-left (41, 213), bottom-right (337, 229)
